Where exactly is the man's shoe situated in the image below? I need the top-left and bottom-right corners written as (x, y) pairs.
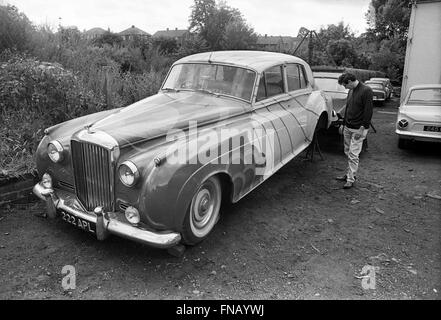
top-left (343, 181), bottom-right (354, 189)
top-left (335, 175), bottom-right (347, 181)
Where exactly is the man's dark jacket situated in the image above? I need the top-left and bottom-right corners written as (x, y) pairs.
top-left (344, 82), bottom-right (373, 129)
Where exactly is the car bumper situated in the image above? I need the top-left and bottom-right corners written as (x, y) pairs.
top-left (395, 129), bottom-right (441, 143)
top-left (33, 182), bottom-right (181, 249)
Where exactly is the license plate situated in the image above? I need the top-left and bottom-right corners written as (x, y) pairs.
top-left (60, 211), bottom-right (96, 234)
top-left (424, 126), bottom-right (441, 132)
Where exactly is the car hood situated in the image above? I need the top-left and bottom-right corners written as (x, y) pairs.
top-left (88, 91), bottom-right (250, 146)
top-left (400, 105), bottom-right (441, 123)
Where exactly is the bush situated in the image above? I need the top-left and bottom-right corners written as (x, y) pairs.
top-left (0, 54), bottom-right (107, 176)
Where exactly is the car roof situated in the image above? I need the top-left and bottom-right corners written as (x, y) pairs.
top-left (370, 78), bottom-right (389, 81)
top-left (409, 84), bottom-right (441, 90)
top-left (173, 50), bottom-right (308, 73)
top-left (313, 72), bottom-right (342, 79)
top-left (365, 81), bottom-right (383, 84)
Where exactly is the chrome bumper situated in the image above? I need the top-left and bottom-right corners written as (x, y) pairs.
top-left (33, 182), bottom-right (181, 249)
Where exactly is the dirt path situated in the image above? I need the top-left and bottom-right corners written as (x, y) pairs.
top-left (0, 98), bottom-right (440, 300)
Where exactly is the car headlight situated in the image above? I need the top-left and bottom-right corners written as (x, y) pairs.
top-left (47, 140), bottom-right (64, 163)
top-left (125, 206), bottom-right (140, 225)
top-left (118, 161), bottom-right (139, 187)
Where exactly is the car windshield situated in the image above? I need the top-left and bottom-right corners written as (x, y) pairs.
top-left (162, 63), bottom-right (256, 102)
top-left (315, 78), bottom-right (347, 92)
top-left (407, 88), bottom-right (441, 105)
top-left (366, 83), bottom-right (384, 90)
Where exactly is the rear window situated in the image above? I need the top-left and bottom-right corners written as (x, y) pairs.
top-left (407, 88), bottom-right (441, 105)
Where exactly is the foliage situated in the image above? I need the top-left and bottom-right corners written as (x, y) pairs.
top-left (364, 0), bottom-right (411, 81)
top-left (366, 0), bottom-right (411, 42)
top-left (189, 0), bottom-right (257, 50)
top-left (0, 54), bottom-right (107, 175)
top-left (92, 31), bottom-right (123, 47)
top-left (152, 37), bottom-right (179, 55)
top-left (0, 5), bottom-right (34, 53)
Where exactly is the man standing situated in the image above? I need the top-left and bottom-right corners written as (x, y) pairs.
top-left (336, 73), bottom-right (373, 189)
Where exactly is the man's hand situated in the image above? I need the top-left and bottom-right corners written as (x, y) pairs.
top-left (354, 126), bottom-right (366, 140)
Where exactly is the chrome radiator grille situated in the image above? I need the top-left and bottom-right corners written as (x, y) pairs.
top-left (71, 140), bottom-right (114, 212)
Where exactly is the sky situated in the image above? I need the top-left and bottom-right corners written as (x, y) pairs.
top-left (3, 0), bottom-right (372, 36)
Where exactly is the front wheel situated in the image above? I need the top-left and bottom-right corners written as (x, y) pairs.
top-left (182, 176), bottom-right (222, 245)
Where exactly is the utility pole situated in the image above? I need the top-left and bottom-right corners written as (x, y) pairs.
top-left (292, 28), bottom-right (336, 66)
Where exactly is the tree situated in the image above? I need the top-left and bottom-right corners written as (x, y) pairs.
top-left (366, 0), bottom-right (411, 42)
top-left (327, 39), bottom-right (358, 67)
top-left (0, 5), bottom-right (34, 53)
top-left (364, 0), bottom-right (411, 81)
top-left (189, 0), bottom-right (257, 50)
top-left (222, 17), bottom-right (257, 49)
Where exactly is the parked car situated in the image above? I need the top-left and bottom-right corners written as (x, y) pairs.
top-left (395, 84), bottom-right (441, 149)
top-left (33, 51), bottom-right (332, 250)
top-left (370, 77), bottom-right (394, 99)
top-left (313, 71), bottom-right (348, 126)
top-left (365, 80), bottom-right (388, 103)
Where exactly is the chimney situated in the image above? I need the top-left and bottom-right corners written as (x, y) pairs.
top-left (166, 28), bottom-right (169, 31)
top-left (265, 34), bottom-right (267, 38)
top-left (131, 25), bottom-right (135, 28)
top-left (175, 27), bottom-right (178, 30)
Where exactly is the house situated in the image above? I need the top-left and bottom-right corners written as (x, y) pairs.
top-left (84, 27), bottom-right (107, 40)
top-left (255, 35), bottom-right (302, 53)
top-left (119, 25), bottom-right (150, 41)
top-left (152, 28), bottom-right (190, 45)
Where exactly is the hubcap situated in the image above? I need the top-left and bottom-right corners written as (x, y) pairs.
top-left (189, 177), bottom-right (221, 238)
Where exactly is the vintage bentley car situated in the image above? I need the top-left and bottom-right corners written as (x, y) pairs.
top-left (33, 51), bottom-right (332, 250)
top-left (396, 84), bottom-right (441, 149)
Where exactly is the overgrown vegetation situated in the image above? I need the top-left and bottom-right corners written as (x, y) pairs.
top-left (0, 0), bottom-right (411, 177)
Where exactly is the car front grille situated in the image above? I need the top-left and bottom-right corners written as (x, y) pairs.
top-left (71, 140), bottom-right (114, 212)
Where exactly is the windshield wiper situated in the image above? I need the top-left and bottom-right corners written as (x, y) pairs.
top-left (195, 88), bottom-right (220, 97)
top-left (161, 87), bottom-right (179, 92)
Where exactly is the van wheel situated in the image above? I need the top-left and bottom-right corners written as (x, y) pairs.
top-left (182, 175), bottom-right (222, 245)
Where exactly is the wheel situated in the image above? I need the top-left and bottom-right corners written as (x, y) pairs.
top-left (398, 138), bottom-right (409, 149)
top-left (182, 175), bottom-right (222, 245)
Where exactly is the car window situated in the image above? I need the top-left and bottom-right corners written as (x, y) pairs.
top-left (408, 88), bottom-right (441, 105)
top-left (286, 64), bottom-right (307, 91)
top-left (162, 63), bottom-right (257, 102)
top-left (315, 77), bottom-right (347, 93)
top-left (256, 65), bottom-right (284, 102)
top-left (366, 83), bottom-right (384, 90)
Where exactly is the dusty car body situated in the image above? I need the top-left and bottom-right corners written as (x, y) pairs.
top-left (33, 51), bottom-right (332, 249)
top-left (313, 71), bottom-right (347, 126)
top-left (365, 80), bottom-right (388, 103)
top-left (395, 84), bottom-right (441, 149)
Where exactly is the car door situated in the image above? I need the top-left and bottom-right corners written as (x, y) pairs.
top-left (253, 65), bottom-right (293, 170)
top-left (280, 63), bottom-right (312, 155)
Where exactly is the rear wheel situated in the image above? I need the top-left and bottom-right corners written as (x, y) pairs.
top-left (182, 175), bottom-right (222, 245)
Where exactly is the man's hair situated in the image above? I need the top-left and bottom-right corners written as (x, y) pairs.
top-left (338, 73), bottom-right (357, 85)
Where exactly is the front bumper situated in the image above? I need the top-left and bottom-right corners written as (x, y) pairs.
top-left (395, 129), bottom-right (441, 143)
top-left (33, 182), bottom-right (181, 249)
